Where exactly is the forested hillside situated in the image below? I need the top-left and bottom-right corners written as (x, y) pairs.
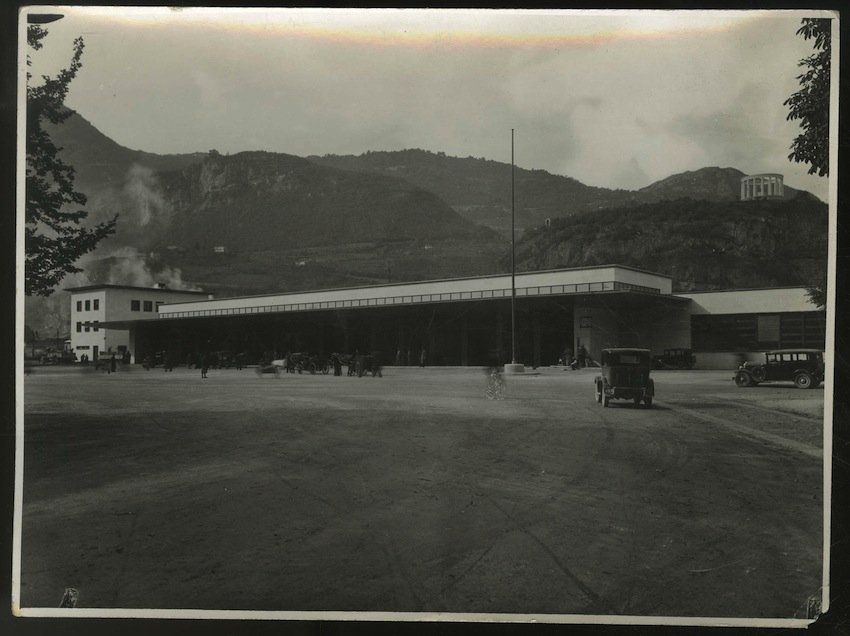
top-left (513, 196), bottom-right (827, 291)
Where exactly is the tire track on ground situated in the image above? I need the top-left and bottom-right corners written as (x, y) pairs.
top-left (664, 403), bottom-right (822, 459)
top-left (483, 494), bottom-right (608, 613)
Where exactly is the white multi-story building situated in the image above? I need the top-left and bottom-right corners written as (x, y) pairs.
top-left (68, 284), bottom-right (208, 362)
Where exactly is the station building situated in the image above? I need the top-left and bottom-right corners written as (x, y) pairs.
top-left (82, 265), bottom-right (826, 370)
top-left (68, 283), bottom-right (209, 362)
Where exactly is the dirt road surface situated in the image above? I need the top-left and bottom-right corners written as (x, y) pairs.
top-left (19, 366), bottom-right (825, 619)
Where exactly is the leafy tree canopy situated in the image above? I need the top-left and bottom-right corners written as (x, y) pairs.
top-left (784, 18), bottom-right (831, 177)
top-left (26, 24), bottom-right (116, 296)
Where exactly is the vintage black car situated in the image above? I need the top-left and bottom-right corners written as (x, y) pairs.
top-left (734, 349), bottom-right (824, 389)
top-left (594, 348), bottom-right (654, 408)
top-left (654, 348), bottom-right (696, 370)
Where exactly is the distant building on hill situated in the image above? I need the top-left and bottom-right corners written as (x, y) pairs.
top-left (740, 173), bottom-right (784, 201)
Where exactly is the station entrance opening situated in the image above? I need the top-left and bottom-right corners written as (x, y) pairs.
top-left (132, 296), bottom-right (576, 368)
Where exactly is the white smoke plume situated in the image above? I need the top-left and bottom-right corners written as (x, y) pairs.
top-left (100, 246), bottom-right (198, 290)
top-left (122, 164), bottom-right (172, 227)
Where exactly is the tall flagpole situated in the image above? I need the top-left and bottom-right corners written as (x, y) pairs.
top-left (511, 129), bottom-right (516, 365)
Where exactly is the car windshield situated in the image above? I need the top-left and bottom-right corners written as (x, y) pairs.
top-left (606, 353), bottom-right (647, 365)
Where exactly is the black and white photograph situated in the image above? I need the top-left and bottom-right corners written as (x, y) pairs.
top-left (14, 6), bottom-right (838, 627)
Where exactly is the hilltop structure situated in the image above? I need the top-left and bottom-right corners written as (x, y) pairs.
top-left (740, 173), bottom-right (784, 201)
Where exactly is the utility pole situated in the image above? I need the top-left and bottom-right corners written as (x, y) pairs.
top-left (511, 128), bottom-right (516, 364)
top-left (504, 129), bottom-right (523, 374)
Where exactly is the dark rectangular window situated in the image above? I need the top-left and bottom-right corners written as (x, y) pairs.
top-left (76, 322), bottom-right (82, 333)
top-left (84, 324), bottom-right (90, 332)
top-left (93, 321), bottom-right (99, 332)
top-left (84, 300), bottom-right (91, 311)
top-left (76, 301), bottom-right (82, 311)
top-left (757, 315), bottom-right (781, 346)
top-left (93, 299), bottom-right (99, 310)
top-left (693, 311), bottom-right (826, 351)
top-left (131, 300), bottom-right (140, 311)
top-left (143, 300), bottom-right (153, 312)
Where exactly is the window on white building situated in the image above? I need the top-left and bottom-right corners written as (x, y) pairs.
top-left (143, 300), bottom-right (153, 312)
top-left (76, 322), bottom-right (82, 333)
top-left (85, 300), bottom-right (91, 311)
top-left (76, 300), bottom-right (82, 311)
top-left (93, 299), bottom-right (99, 310)
top-left (131, 300), bottom-right (140, 311)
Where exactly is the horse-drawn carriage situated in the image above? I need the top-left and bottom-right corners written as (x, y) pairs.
top-left (283, 353), bottom-right (331, 374)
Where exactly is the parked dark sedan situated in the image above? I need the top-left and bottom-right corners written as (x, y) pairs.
top-left (594, 348), bottom-right (654, 408)
top-left (734, 349), bottom-right (824, 389)
top-left (654, 348), bottom-right (696, 370)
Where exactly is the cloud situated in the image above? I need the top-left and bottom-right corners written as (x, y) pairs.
top-left (665, 83), bottom-right (792, 174)
top-left (613, 158), bottom-right (651, 190)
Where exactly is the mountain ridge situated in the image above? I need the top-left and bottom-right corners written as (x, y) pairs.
top-left (25, 110), bottom-right (827, 339)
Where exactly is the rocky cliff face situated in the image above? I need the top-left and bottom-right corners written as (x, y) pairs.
top-left (156, 151), bottom-right (493, 251)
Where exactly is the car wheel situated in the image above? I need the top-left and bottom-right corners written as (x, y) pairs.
top-left (644, 395), bottom-right (653, 408)
top-left (734, 371), bottom-right (752, 387)
top-left (751, 366), bottom-right (767, 383)
top-left (595, 382), bottom-right (602, 403)
top-left (794, 372), bottom-right (813, 389)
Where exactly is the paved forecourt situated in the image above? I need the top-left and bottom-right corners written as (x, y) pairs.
top-left (20, 366), bottom-right (824, 619)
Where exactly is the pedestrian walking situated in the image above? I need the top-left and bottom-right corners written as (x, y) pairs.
top-left (109, 353), bottom-right (117, 374)
top-left (419, 347), bottom-right (427, 368)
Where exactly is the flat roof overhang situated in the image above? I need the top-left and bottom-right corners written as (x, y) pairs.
top-left (66, 283), bottom-right (208, 294)
top-left (156, 265), bottom-right (675, 321)
top-left (97, 289), bottom-right (688, 330)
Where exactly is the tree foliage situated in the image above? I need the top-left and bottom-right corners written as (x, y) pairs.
top-left (806, 286), bottom-right (826, 310)
top-left (784, 18), bottom-right (831, 177)
top-left (26, 25), bottom-right (116, 296)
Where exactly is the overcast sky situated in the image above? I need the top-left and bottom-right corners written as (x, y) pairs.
top-left (24, 7), bottom-right (833, 199)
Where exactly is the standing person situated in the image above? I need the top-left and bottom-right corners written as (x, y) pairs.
top-left (395, 348), bottom-right (402, 366)
top-left (577, 344), bottom-right (587, 368)
top-left (200, 353), bottom-right (209, 379)
top-left (419, 347), bottom-right (427, 368)
top-left (109, 353), bottom-right (117, 374)
top-left (332, 354), bottom-right (342, 377)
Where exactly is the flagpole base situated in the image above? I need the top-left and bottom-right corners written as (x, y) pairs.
top-left (503, 363), bottom-right (525, 374)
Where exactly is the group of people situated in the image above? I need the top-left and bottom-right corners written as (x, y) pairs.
top-left (85, 349), bottom-right (132, 373)
top-left (394, 347), bottom-right (428, 368)
top-left (559, 345), bottom-right (591, 370)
